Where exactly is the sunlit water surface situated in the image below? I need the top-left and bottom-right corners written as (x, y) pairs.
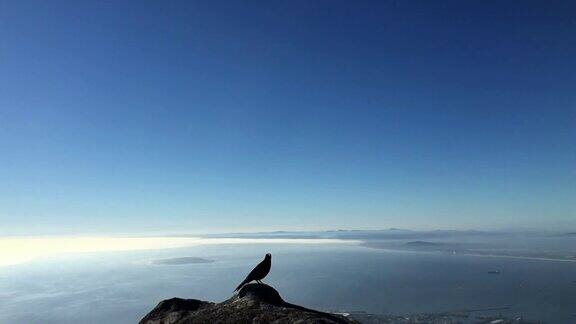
top-left (0, 237), bottom-right (575, 323)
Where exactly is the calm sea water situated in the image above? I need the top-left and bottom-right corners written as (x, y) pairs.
top-left (1, 241), bottom-right (575, 323)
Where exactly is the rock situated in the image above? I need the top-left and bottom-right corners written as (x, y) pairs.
top-left (139, 283), bottom-right (357, 324)
top-left (237, 283), bottom-right (283, 305)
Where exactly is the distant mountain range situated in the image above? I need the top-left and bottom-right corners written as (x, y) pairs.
top-left (201, 228), bottom-right (529, 241)
top-left (404, 240), bottom-right (445, 247)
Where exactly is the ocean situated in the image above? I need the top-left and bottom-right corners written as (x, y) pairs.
top-left (1, 238), bottom-right (575, 323)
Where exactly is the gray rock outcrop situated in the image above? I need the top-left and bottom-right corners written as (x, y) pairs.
top-left (139, 283), bottom-right (356, 324)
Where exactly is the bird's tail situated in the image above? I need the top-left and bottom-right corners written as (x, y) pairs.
top-left (234, 278), bottom-right (250, 292)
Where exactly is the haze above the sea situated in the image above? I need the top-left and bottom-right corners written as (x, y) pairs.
top-left (0, 236), bottom-right (353, 266)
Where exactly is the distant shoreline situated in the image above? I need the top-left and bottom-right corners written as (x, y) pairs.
top-left (361, 243), bottom-right (576, 263)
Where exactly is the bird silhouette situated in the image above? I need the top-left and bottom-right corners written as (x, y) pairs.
top-left (234, 253), bottom-right (271, 291)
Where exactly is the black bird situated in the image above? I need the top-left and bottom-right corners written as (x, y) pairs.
top-left (234, 253), bottom-right (271, 291)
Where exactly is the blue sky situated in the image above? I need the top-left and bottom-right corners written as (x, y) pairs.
top-left (1, 1), bottom-right (574, 235)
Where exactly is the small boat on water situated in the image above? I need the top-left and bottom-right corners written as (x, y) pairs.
top-left (487, 270), bottom-right (501, 274)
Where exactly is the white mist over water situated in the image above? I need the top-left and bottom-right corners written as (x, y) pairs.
top-left (0, 236), bottom-right (354, 266)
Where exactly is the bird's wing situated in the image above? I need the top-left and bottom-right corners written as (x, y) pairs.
top-left (248, 260), bottom-right (265, 277)
top-left (234, 260), bottom-right (264, 291)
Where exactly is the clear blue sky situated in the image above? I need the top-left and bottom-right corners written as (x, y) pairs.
top-left (1, 1), bottom-right (574, 235)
